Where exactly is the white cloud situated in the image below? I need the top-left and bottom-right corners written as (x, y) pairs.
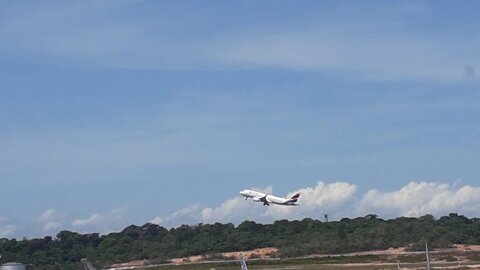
top-left (154, 181), bottom-right (480, 227)
top-left (265, 182), bottom-right (358, 220)
top-left (358, 181), bottom-right (480, 217)
top-left (37, 209), bottom-right (65, 233)
top-left (38, 209), bottom-right (58, 222)
top-left (71, 208), bottom-right (128, 234)
top-left (201, 196), bottom-right (265, 224)
top-left (0, 1), bottom-right (209, 70)
top-left (43, 222), bottom-right (62, 232)
top-left (201, 186), bottom-right (273, 224)
top-left (199, 182), bottom-right (358, 223)
top-left (73, 213), bottom-right (106, 228)
top-left (157, 182), bottom-right (358, 226)
top-left (151, 204), bottom-right (202, 227)
top-left (150, 216), bottom-right (164, 225)
top-left (214, 27), bottom-right (477, 82)
top-left (1, 2), bottom-right (477, 82)
top-left (2, 181), bottom-right (479, 238)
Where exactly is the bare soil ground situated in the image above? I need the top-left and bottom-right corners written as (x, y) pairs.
top-left (306, 244), bottom-right (480, 258)
top-left (169, 247), bottom-right (279, 263)
top-left (108, 245), bottom-right (480, 270)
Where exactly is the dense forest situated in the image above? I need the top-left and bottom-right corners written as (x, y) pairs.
top-left (1, 213), bottom-right (479, 270)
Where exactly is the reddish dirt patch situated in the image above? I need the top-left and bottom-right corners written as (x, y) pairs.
top-left (170, 247), bottom-right (278, 264)
top-left (222, 247), bottom-right (279, 259)
top-left (452, 245), bottom-right (480, 252)
top-left (110, 260), bottom-right (147, 269)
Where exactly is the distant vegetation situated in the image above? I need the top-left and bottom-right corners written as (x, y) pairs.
top-left (0, 213), bottom-right (479, 270)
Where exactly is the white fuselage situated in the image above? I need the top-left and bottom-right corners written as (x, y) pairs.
top-left (239, 189), bottom-right (299, 206)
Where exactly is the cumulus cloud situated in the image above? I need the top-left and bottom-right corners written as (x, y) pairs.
top-left (201, 186), bottom-right (273, 224)
top-left (42, 222), bottom-right (62, 232)
top-left (38, 209), bottom-right (57, 222)
top-left (150, 216), bottom-right (164, 225)
top-left (358, 181), bottom-right (480, 217)
top-left (3, 181), bottom-right (479, 238)
top-left (37, 209), bottom-right (64, 233)
top-left (151, 188), bottom-right (273, 227)
top-left (31, 181), bottom-right (479, 236)
top-left (151, 204), bottom-right (202, 227)
top-left (154, 181), bottom-right (479, 228)
top-left (199, 182), bottom-right (357, 223)
top-left (72, 208), bottom-right (128, 234)
top-left (265, 182), bottom-right (358, 220)
top-left (200, 196), bottom-right (264, 224)
top-left (73, 213), bottom-right (105, 228)
top-left (155, 182), bottom-right (358, 226)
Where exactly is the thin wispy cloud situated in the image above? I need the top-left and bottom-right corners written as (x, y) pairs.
top-left (151, 204), bottom-right (202, 227)
top-left (71, 208), bottom-right (128, 234)
top-left (214, 26), bottom-right (478, 82)
top-left (1, 2), bottom-right (478, 82)
top-left (1, 1), bottom-right (479, 239)
top-left (37, 209), bottom-right (64, 233)
top-left (1, 87), bottom-right (478, 189)
top-left (0, 1), bottom-right (212, 69)
top-left (73, 214), bottom-right (106, 228)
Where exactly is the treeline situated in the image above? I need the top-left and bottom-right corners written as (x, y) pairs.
top-left (0, 213), bottom-right (479, 270)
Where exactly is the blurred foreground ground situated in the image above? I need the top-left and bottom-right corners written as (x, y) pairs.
top-left (108, 245), bottom-right (480, 270)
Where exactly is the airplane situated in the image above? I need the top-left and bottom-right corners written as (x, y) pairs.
top-left (240, 189), bottom-right (300, 206)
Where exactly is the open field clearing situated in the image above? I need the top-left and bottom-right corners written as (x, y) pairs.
top-left (131, 260), bottom-right (480, 270)
top-left (108, 245), bottom-right (480, 270)
top-left (109, 248), bottom-right (480, 270)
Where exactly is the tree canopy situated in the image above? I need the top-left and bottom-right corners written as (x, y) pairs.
top-left (1, 213), bottom-right (479, 270)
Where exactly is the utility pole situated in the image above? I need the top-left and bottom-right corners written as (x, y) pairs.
top-left (81, 258), bottom-right (97, 270)
top-left (240, 253), bottom-right (248, 270)
top-left (425, 241), bottom-right (431, 270)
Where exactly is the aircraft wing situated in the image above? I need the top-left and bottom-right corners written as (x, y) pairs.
top-left (253, 195), bottom-right (268, 203)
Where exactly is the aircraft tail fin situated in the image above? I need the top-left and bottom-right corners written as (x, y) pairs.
top-left (287, 193), bottom-right (300, 203)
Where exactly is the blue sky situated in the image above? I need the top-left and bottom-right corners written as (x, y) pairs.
top-left (0, 0), bottom-right (479, 238)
